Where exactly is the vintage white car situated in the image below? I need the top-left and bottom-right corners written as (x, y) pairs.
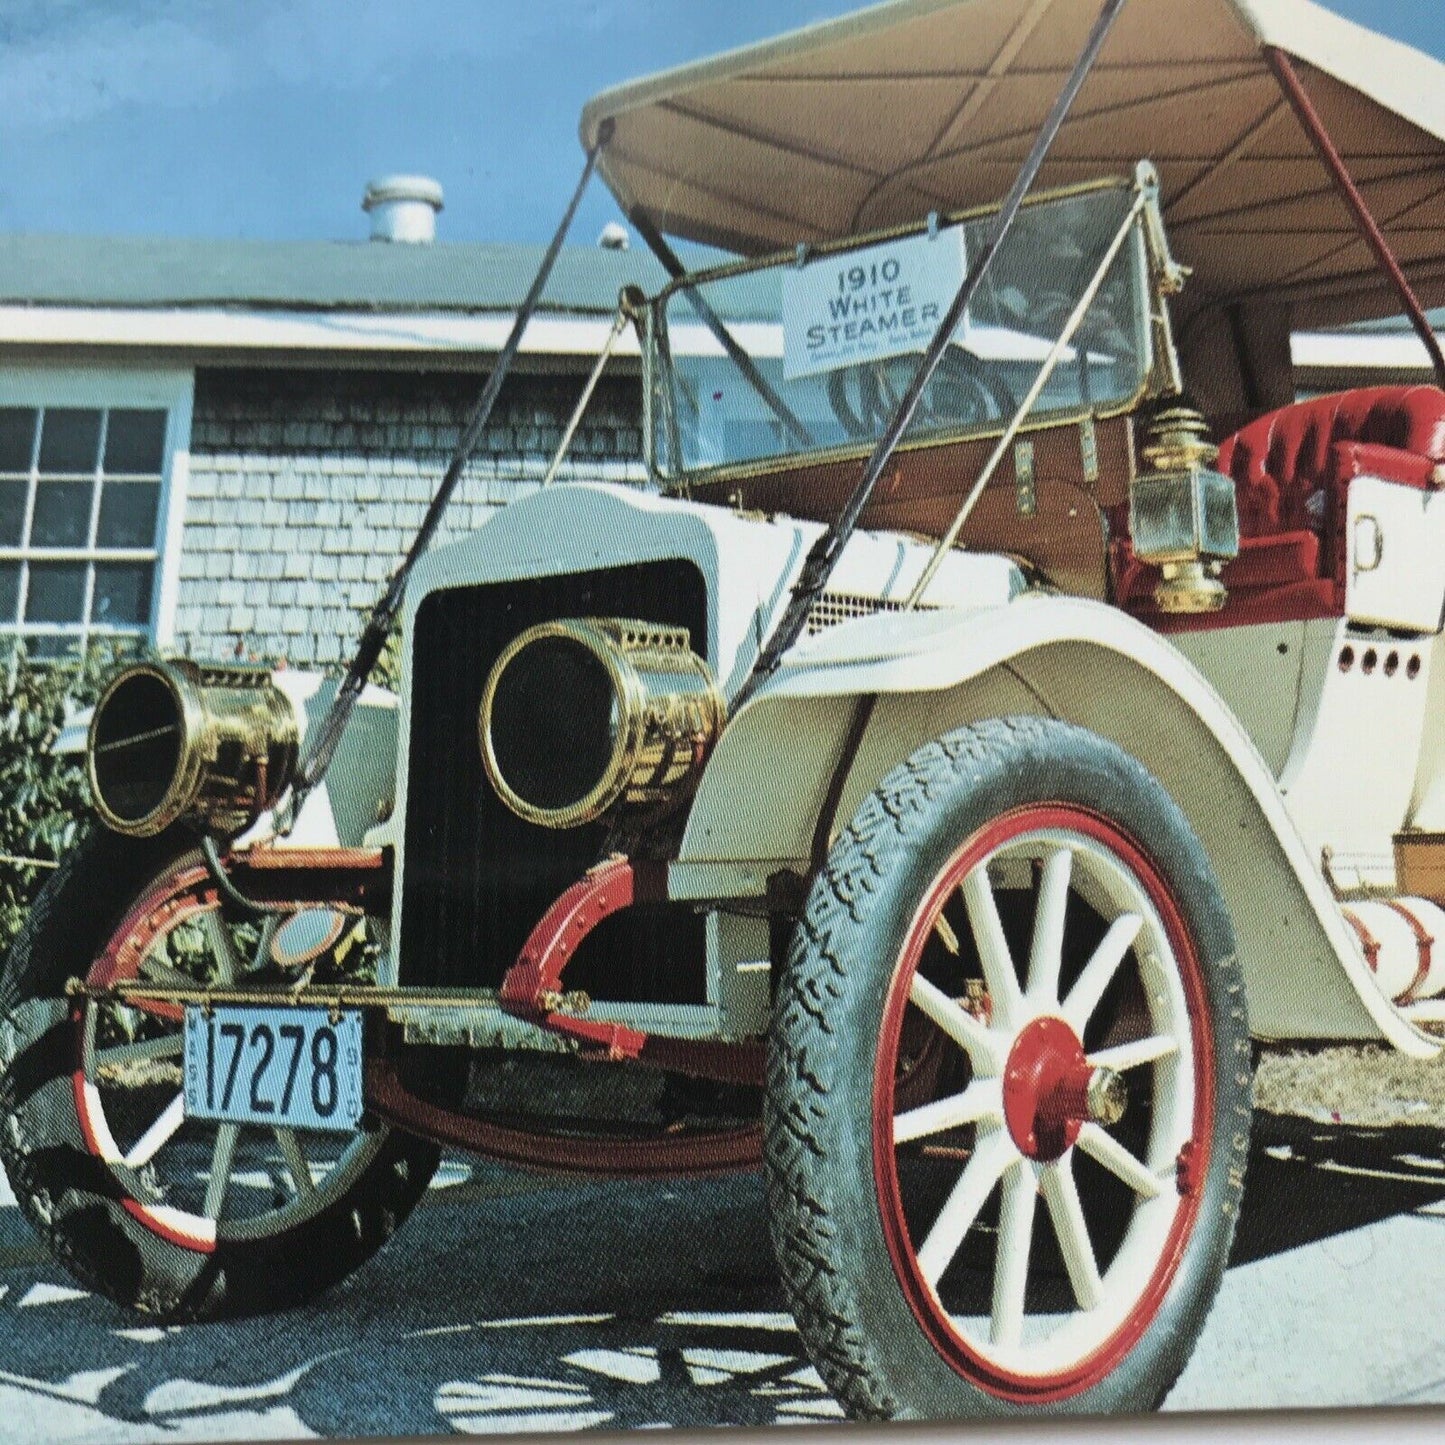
top-left (4, 0), bottom-right (1445, 1422)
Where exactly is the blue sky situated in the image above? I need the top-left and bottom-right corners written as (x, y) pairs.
top-left (0, 0), bottom-right (1437, 245)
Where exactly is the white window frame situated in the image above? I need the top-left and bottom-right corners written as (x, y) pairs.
top-left (0, 365), bottom-right (194, 654)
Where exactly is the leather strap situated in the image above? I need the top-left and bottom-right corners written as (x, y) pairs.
top-left (1341, 907), bottom-right (1380, 975)
top-left (1382, 898), bottom-right (1434, 1004)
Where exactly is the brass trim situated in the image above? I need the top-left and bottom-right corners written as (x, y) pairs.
top-left (478, 617), bottom-right (725, 831)
top-left (1130, 400), bottom-right (1237, 615)
top-left (1014, 439), bottom-right (1037, 517)
top-left (66, 976), bottom-right (509, 1012)
top-left (87, 658), bottom-right (299, 839)
top-left (653, 175), bottom-right (1134, 300)
top-left (657, 385), bottom-right (1153, 495)
top-left (648, 179), bottom-right (1159, 494)
top-left (1080, 414), bottom-right (1100, 487)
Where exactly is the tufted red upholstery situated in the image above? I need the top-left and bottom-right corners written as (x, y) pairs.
top-left (1116, 386), bottom-right (1445, 630)
top-left (1217, 386), bottom-right (1445, 537)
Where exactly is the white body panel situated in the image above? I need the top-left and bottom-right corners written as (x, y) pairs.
top-left (1178, 616), bottom-right (1445, 904)
top-left (1346, 475), bottom-right (1445, 633)
top-left (679, 598), bottom-right (1431, 1054)
top-left (395, 484), bottom-right (1430, 1054)
top-left (391, 483), bottom-right (1019, 1033)
top-left (1276, 624), bottom-right (1438, 891)
top-left (254, 674), bottom-right (399, 851)
top-left (1166, 622), bottom-right (1312, 778)
top-left (400, 482), bottom-right (1021, 695)
top-left (1408, 624), bottom-right (1445, 831)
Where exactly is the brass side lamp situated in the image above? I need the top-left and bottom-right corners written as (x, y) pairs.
top-left (1129, 402), bottom-right (1240, 613)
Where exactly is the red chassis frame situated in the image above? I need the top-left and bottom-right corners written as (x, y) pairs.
top-left (234, 848), bottom-right (766, 1178)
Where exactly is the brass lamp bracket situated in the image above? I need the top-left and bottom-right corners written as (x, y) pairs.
top-left (1130, 400), bottom-right (1240, 614)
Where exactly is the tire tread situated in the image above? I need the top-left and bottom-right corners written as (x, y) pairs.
top-left (765, 717), bottom-right (1250, 1420)
top-left (0, 827), bottom-right (438, 1321)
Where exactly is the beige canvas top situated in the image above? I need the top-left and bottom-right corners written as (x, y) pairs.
top-left (581, 0), bottom-right (1445, 326)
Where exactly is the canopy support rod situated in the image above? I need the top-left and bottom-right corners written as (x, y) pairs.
top-left (541, 285), bottom-right (646, 488)
top-left (282, 132), bottom-right (607, 827)
top-left (730, 0), bottom-right (1128, 713)
top-left (629, 210), bottom-right (814, 451)
top-left (1265, 46), bottom-right (1445, 389)
top-left (904, 184), bottom-right (1149, 610)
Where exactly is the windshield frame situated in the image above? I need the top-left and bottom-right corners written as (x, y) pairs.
top-left (643, 174), bottom-right (1165, 492)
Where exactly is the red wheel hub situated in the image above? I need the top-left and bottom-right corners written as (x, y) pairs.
top-left (1002, 1015), bottom-right (1093, 1161)
top-left (873, 804), bottom-right (1215, 1404)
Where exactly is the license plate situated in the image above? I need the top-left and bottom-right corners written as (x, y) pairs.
top-left (183, 1006), bottom-right (364, 1131)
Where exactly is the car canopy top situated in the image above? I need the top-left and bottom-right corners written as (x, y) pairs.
top-left (581, 0), bottom-right (1445, 329)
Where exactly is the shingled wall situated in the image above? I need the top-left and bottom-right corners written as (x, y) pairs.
top-left (177, 368), bottom-right (645, 667)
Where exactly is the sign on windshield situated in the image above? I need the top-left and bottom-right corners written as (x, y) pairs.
top-left (652, 182), bottom-right (1149, 480)
top-left (782, 228), bottom-right (967, 381)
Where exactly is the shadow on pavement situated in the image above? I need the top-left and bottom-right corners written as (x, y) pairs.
top-left (1, 1111), bottom-right (1444, 1438)
top-left (1234, 1109), bottom-right (1445, 1266)
top-left (0, 1166), bottom-right (841, 1440)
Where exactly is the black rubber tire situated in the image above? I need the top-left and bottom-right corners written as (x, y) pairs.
top-left (764, 716), bottom-right (1252, 1421)
top-left (0, 825), bottom-right (440, 1321)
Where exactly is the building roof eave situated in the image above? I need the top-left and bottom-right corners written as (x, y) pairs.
top-left (0, 305), bottom-right (644, 359)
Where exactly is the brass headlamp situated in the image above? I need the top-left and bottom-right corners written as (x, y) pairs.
top-left (1129, 402), bottom-right (1240, 613)
top-left (479, 617), bottom-right (724, 830)
top-left (86, 659), bottom-right (300, 839)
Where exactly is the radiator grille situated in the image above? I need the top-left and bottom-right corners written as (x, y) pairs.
top-left (400, 560), bottom-right (709, 998)
top-left (806, 591), bottom-right (928, 634)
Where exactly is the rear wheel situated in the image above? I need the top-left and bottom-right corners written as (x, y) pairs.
top-left (0, 828), bottom-right (438, 1320)
top-left (765, 717), bottom-right (1251, 1419)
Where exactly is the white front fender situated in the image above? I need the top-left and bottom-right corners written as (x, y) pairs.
top-left (678, 595), bottom-right (1433, 1055)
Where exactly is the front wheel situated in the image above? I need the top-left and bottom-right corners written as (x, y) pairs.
top-left (0, 827), bottom-right (439, 1320)
top-left (766, 717), bottom-right (1252, 1420)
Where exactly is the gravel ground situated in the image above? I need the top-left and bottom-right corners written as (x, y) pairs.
top-left (1257, 1042), bottom-right (1445, 1128)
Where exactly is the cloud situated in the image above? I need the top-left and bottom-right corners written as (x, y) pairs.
top-left (0, 3), bottom-right (239, 132)
top-left (0, 0), bottom-right (648, 138)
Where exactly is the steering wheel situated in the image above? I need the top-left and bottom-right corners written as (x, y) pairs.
top-left (1028, 283), bottom-right (1140, 372)
top-left (826, 346), bottom-right (1018, 440)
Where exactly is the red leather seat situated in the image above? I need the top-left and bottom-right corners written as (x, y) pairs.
top-left (1218, 385), bottom-right (1445, 539)
top-left (1115, 385), bottom-right (1445, 630)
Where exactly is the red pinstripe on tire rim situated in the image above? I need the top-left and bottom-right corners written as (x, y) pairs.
top-left (872, 804), bottom-right (1214, 1404)
top-left (71, 856), bottom-right (381, 1254)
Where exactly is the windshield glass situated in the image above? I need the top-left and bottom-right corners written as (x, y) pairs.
top-left (648, 183), bottom-right (1151, 480)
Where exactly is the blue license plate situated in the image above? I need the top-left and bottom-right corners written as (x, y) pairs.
top-left (183, 1006), bottom-right (364, 1131)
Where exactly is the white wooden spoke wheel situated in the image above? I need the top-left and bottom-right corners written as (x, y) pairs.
top-left (74, 865), bottom-right (382, 1250)
top-left (874, 805), bottom-right (1210, 1401)
top-left (0, 831), bottom-right (438, 1320)
top-left (765, 718), bottom-right (1250, 1421)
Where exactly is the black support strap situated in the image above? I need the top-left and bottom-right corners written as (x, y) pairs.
top-left (285, 133), bottom-right (608, 824)
top-left (729, 0), bottom-right (1129, 713)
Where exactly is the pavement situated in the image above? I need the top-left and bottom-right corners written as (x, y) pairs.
top-left (0, 1108), bottom-right (1444, 1440)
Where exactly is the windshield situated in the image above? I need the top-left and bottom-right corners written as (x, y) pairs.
top-left (648, 183), bottom-right (1152, 480)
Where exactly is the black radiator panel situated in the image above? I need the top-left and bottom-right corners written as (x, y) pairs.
top-left (400, 560), bottom-right (709, 998)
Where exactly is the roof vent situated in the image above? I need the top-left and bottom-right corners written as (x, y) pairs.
top-left (597, 222), bottom-right (630, 251)
top-left (363, 175), bottom-right (444, 243)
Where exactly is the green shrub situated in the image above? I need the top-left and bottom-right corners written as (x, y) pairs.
top-left (1, 628), bottom-right (397, 956)
top-left (0, 643), bottom-right (138, 954)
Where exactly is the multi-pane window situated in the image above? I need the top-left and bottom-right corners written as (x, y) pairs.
top-left (0, 404), bottom-right (173, 658)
